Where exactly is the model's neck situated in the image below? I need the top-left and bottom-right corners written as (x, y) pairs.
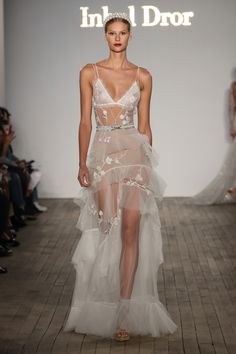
top-left (105, 52), bottom-right (129, 69)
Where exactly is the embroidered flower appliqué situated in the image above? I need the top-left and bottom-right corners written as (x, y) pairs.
top-left (135, 173), bottom-right (143, 182)
top-left (105, 156), bottom-right (113, 164)
top-left (98, 136), bottom-right (111, 143)
top-left (129, 95), bottom-right (136, 103)
top-left (102, 110), bottom-right (108, 119)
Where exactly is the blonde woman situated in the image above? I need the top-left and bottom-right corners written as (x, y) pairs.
top-left (64, 12), bottom-right (177, 341)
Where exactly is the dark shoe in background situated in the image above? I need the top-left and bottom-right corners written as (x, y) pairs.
top-left (0, 232), bottom-right (20, 248)
top-left (0, 244), bottom-right (13, 257)
top-left (10, 215), bottom-right (27, 228)
top-left (0, 266), bottom-right (7, 273)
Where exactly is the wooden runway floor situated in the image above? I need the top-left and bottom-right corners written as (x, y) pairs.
top-left (0, 198), bottom-right (235, 354)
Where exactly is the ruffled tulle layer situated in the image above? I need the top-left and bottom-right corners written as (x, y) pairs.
top-left (64, 227), bottom-right (177, 337)
top-left (75, 182), bottom-right (165, 233)
top-left (87, 128), bottom-right (160, 170)
top-left (65, 300), bottom-right (177, 337)
top-left (64, 127), bottom-right (177, 337)
top-left (77, 163), bottom-right (166, 198)
top-left (191, 139), bottom-right (236, 204)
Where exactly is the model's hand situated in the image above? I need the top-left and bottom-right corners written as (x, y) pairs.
top-left (78, 165), bottom-right (91, 187)
top-left (4, 130), bottom-right (15, 145)
top-left (16, 160), bottom-right (26, 169)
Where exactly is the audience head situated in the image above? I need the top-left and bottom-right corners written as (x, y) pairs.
top-left (0, 107), bottom-right (11, 124)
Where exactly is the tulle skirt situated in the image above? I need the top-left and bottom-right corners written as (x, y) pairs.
top-left (64, 127), bottom-right (177, 337)
top-left (191, 138), bottom-right (236, 205)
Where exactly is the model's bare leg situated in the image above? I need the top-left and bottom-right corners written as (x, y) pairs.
top-left (120, 207), bottom-right (141, 299)
top-left (116, 207), bottom-right (141, 335)
top-left (96, 182), bottom-right (118, 234)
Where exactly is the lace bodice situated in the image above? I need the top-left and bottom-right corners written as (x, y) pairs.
top-left (92, 64), bottom-right (140, 128)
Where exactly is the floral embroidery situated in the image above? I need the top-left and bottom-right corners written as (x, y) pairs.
top-left (123, 169), bottom-right (151, 195)
top-left (129, 95), bottom-right (136, 103)
top-left (124, 178), bottom-right (151, 195)
top-left (99, 208), bottom-right (121, 234)
top-left (135, 173), bottom-right (143, 182)
top-left (98, 135), bottom-right (111, 143)
top-left (113, 109), bottom-right (132, 126)
top-left (88, 203), bottom-right (98, 216)
top-left (93, 169), bottom-right (105, 182)
top-left (102, 110), bottom-right (108, 119)
top-left (105, 156), bottom-right (113, 165)
top-left (88, 203), bottom-right (121, 235)
top-left (92, 151), bottom-right (127, 183)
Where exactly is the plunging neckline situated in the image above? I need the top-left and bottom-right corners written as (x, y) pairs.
top-left (95, 78), bottom-right (139, 104)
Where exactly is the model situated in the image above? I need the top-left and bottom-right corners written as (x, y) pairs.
top-left (192, 81), bottom-right (236, 204)
top-left (64, 12), bottom-right (177, 341)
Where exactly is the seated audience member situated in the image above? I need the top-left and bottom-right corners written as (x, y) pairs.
top-left (0, 107), bottom-right (47, 221)
top-left (0, 165), bottom-right (13, 260)
top-left (0, 107), bottom-right (47, 272)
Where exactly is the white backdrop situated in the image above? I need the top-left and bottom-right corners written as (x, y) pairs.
top-left (4, 0), bottom-right (236, 197)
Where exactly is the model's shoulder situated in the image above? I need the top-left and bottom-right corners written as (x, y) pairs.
top-left (139, 66), bottom-right (152, 79)
top-left (79, 64), bottom-right (96, 85)
top-left (80, 63), bottom-right (95, 75)
top-left (137, 67), bottom-right (152, 90)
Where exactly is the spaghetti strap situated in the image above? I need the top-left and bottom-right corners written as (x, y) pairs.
top-left (93, 63), bottom-right (99, 79)
top-left (136, 66), bottom-right (140, 84)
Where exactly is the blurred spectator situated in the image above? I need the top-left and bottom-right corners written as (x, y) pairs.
top-left (191, 82), bottom-right (236, 204)
top-left (0, 107), bottom-right (47, 217)
top-left (0, 106), bottom-right (48, 268)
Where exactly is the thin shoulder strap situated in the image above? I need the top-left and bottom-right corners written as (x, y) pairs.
top-left (136, 66), bottom-right (140, 82)
top-left (92, 63), bottom-right (99, 78)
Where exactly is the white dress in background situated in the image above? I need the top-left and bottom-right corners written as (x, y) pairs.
top-left (64, 64), bottom-right (177, 337)
top-left (192, 92), bottom-right (236, 205)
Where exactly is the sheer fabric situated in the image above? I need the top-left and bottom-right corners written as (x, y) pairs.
top-left (192, 104), bottom-right (236, 205)
top-left (64, 64), bottom-right (177, 337)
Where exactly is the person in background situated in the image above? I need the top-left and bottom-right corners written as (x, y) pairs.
top-left (191, 81), bottom-right (236, 204)
top-left (227, 81), bottom-right (236, 199)
top-left (0, 107), bottom-right (47, 216)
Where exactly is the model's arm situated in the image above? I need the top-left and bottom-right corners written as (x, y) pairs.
top-left (78, 64), bottom-right (93, 187)
top-left (137, 68), bottom-right (152, 146)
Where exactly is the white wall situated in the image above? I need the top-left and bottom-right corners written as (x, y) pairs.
top-left (0, 0), bottom-right (4, 105)
top-left (4, 0), bottom-right (236, 197)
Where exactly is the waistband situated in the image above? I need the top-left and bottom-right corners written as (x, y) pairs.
top-left (96, 123), bottom-right (135, 131)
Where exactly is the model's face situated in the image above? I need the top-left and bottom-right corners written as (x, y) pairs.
top-left (105, 21), bottom-right (131, 52)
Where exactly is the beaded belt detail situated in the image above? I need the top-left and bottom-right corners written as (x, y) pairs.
top-left (96, 123), bottom-right (135, 131)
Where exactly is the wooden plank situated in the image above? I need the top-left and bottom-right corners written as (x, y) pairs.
top-left (0, 198), bottom-right (235, 354)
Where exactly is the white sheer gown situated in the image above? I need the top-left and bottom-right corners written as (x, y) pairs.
top-left (64, 64), bottom-right (177, 337)
top-left (192, 96), bottom-right (236, 205)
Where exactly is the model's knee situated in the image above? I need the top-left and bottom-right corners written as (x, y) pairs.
top-left (122, 224), bottom-right (139, 246)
